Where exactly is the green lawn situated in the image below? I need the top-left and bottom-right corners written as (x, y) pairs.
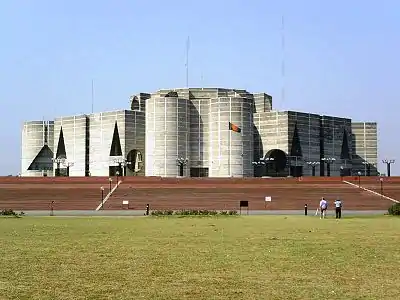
top-left (0, 216), bottom-right (399, 300)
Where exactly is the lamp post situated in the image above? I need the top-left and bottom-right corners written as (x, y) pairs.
top-left (321, 157), bottom-right (336, 177)
top-left (306, 161), bottom-right (320, 176)
top-left (379, 177), bottom-right (384, 196)
top-left (357, 171), bottom-right (361, 187)
top-left (340, 166), bottom-right (344, 181)
top-left (116, 170), bottom-right (120, 183)
top-left (382, 159), bottom-right (395, 177)
top-left (109, 177), bottom-right (112, 193)
top-left (176, 157), bottom-right (188, 177)
top-left (100, 186), bottom-right (104, 209)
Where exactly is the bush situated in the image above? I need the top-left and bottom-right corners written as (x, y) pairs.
top-left (0, 209), bottom-right (23, 217)
top-left (150, 209), bottom-right (238, 216)
top-left (388, 203), bottom-right (400, 216)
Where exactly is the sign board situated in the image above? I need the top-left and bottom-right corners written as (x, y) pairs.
top-left (122, 200), bottom-right (129, 205)
top-left (239, 200), bottom-right (248, 207)
top-left (265, 196), bottom-right (272, 202)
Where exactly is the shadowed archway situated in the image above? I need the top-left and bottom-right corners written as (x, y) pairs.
top-left (265, 149), bottom-right (287, 176)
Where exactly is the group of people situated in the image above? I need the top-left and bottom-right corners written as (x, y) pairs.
top-left (318, 197), bottom-right (343, 219)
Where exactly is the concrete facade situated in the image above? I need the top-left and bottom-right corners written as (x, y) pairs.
top-left (21, 87), bottom-right (379, 177)
top-left (351, 122), bottom-right (378, 176)
top-left (21, 121), bottom-right (54, 177)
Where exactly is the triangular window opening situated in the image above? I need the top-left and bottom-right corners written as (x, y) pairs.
top-left (109, 122), bottom-right (123, 156)
top-left (28, 145), bottom-right (54, 171)
top-left (340, 128), bottom-right (351, 159)
top-left (56, 127), bottom-right (67, 159)
top-left (290, 123), bottom-right (303, 157)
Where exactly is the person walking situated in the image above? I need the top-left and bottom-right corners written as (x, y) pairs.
top-left (334, 198), bottom-right (343, 219)
top-left (319, 197), bottom-right (328, 219)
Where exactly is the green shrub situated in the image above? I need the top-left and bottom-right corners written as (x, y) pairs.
top-left (151, 209), bottom-right (237, 216)
top-left (0, 209), bottom-right (22, 218)
top-left (388, 203), bottom-right (400, 216)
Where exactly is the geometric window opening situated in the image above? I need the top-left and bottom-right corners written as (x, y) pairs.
top-left (290, 123), bottom-right (303, 157)
top-left (55, 127), bottom-right (67, 159)
top-left (340, 128), bottom-right (351, 159)
top-left (28, 145), bottom-right (54, 171)
top-left (109, 121), bottom-right (123, 157)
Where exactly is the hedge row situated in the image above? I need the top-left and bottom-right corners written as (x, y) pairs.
top-left (151, 209), bottom-right (238, 216)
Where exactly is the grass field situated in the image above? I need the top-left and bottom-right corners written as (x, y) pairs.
top-left (0, 215), bottom-right (399, 300)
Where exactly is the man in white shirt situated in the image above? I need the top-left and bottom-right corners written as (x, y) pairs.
top-left (319, 197), bottom-right (328, 219)
top-left (334, 198), bottom-right (343, 219)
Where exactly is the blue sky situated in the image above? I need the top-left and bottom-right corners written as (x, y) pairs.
top-left (0, 0), bottom-right (399, 175)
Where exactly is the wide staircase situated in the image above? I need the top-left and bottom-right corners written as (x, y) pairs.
top-left (0, 177), bottom-right (115, 210)
top-left (104, 177), bottom-right (395, 211)
top-left (345, 176), bottom-right (400, 201)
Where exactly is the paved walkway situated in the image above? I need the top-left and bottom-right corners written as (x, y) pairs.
top-left (19, 210), bottom-right (387, 217)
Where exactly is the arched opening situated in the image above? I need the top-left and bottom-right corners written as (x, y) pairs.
top-left (126, 149), bottom-right (143, 175)
top-left (265, 149), bottom-right (287, 177)
top-left (131, 96), bottom-right (140, 111)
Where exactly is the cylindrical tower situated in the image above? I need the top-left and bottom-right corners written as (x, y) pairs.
top-left (21, 121), bottom-right (54, 177)
top-left (209, 97), bottom-right (253, 177)
top-left (145, 93), bottom-right (190, 177)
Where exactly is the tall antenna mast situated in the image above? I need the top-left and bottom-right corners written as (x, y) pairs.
top-left (91, 79), bottom-right (94, 113)
top-left (281, 15), bottom-right (285, 106)
top-left (186, 36), bottom-right (190, 88)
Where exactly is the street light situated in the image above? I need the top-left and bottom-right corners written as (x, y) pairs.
top-left (379, 177), bottom-right (384, 196)
top-left (321, 157), bottom-right (336, 177)
top-left (357, 171), bottom-right (361, 187)
top-left (116, 170), bottom-right (120, 183)
top-left (306, 161), bottom-right (320, 176)
top-left (176, 157), bottom-right (188, 177)
top-left (109, 177), bottom-right (112, 193)
top-left (100, 186), bottom-right (104, 209)
top-left (382, 159), bottom-right (395, 177)
top-left (340, 166), bottom-right (344, 181)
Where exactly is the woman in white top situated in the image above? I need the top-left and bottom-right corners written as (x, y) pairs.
top-left (319, 197), bottom-right (328, 219)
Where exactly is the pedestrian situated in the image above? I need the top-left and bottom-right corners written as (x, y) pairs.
top-left (319, 197), bottom-right (328, 219)
top-left (334, 198), bottom-right (342, 219)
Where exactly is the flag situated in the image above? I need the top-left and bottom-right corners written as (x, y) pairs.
top-left (229, 122), bottom-right (241, 133)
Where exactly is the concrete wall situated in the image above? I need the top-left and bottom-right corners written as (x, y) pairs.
top-left (145, 94), bottom-right (190, 177)
top-left (320, 116), bottom-right (353, 176)
top-left (124, 110), bottom-right (146, 176)
top-left (209, 97), bottom-right (253, 177)
top-left (21, 121), bottom-right (54, 177)
top-left (287, 112), bottom-right (321, 176)
top-left (351, 122), bottom-right (378, 175)
top-left (89, 111), bottom-right (126, 176)
top-left (54, 115), bottom-right (87, 176)
top-left (188, 98), bottom-right (210, 170)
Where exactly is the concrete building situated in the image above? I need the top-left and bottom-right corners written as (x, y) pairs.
top-left (21, 121), bottom-right (54, 177)
top-left (21, 87), bottom-right (379, 177)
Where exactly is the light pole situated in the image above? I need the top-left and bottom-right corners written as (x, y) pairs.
top-left (176, 157), bottom-right (188, 177)
top-left (116, 170), bottom-right (120, 183)
top-left (340, 166), bottom-right (344, 181)
top-left (306, 161), bottom-right (320, 176)
top-left (382, 159), bottom-right (395, 177)
top-left (358, 171), bottom-right (361, 187)
top-left (380, 177), bottom-right (383, 196)
top-left (322, 157), bottom-right (336, 177)
top-left (100, 186), bottom-right (104, 209)
top-left (109, 178), bottom-right (112, 193)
